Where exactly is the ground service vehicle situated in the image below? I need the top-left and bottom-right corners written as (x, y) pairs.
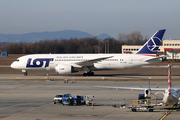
top-left (62, 95), bottom-right (84, 106)
top-left (84, 95), bottom-right (94, 106)
top-left (53, 94), bottom-right (64, 104)
top-left (61, 93), bottom-right (72, 105)
top-left (54, 93), bottom-right (72, 104)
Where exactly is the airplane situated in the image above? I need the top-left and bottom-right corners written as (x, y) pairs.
top-left (95, 64), bottom-right (180, 106)
top-left (11, 29), bottom-right (166, 76)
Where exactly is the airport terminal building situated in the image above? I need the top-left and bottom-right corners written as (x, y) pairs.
top-left (122, 40), bottom-right (180, 60)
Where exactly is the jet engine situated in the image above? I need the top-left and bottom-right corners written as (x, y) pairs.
top-left (55, 64), bottom-right (73, 74)
top-left (144, 89), bottom-right (151, 98)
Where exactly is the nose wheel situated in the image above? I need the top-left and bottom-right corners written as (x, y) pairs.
top-left (24, 72), bottom-right (28, 76)
top-left (22, 70), bottom-right (28, 76)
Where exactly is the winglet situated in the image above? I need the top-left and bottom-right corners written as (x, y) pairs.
top-left (168, 64), bottom-right (171, 93)
top-left (136, 29), bottom-right (166, 55)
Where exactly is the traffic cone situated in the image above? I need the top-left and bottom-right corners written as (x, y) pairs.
top-left (166, 111), bottom-right (168, 115)
top-left (92, 104), bottom-right (94, 109)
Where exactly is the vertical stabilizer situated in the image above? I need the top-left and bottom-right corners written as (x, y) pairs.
top-left (136, 29), bottom-right (166, 55)
top-left (168, 64), bottom-right (171, 93)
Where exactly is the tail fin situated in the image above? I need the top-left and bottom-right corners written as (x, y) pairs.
top-left (136, 29), bottom-right (166, 55)
top-left (168, 64), bottom-right (171, 93)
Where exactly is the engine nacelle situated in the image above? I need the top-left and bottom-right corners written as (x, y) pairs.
top-left (144, 89), bottom-right (151, 98)
top-left (55, 64), bottom-right (72, 74)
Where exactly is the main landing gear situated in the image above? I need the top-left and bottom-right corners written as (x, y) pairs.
top-left (83, 72), bottom-right (94, 76)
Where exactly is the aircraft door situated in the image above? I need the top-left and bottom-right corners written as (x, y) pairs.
top-left (128, 57), bottom-right (133, 64)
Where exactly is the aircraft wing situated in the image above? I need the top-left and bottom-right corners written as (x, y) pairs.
top-left (74, 56), bottom-right (113, 67)
top-left (95, 86), bottom-right (167, 91)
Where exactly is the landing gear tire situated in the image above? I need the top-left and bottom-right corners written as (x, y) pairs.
top-left (83, 73), bottom-right (87, 76)
top-left (149, 109), bottom-right (153, 112)
top-left (88, 72), bottom-right (94, 76)
top-left (83, 72), bottom-right (94, 76)
top-left (132, 109), bottom-right (136, 112)
top-left (90, 72), bottom-right (94, 76)
top-left (24, 72), bottom-right (27, 76)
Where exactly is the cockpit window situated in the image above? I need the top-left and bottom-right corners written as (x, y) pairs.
top-left (15, 59), bottom-right (19, 62)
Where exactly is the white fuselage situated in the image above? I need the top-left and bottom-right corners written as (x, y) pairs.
top-left (11, 53), bottom-right (161, 72)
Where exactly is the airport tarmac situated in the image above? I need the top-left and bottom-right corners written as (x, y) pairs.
top-left (0, 80), bottom-right (180, 120)
top-left (1, 73), bottom-right (180, 82)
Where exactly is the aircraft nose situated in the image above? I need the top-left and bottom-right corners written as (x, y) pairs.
top-left (10, 62), bottom-right (16, 69)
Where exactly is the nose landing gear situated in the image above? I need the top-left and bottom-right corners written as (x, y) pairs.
top-left (24, 72), bottom-right (28, 76)
top-left (22, 70), bottom-right (28, 76)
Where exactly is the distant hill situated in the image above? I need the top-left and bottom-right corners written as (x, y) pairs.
top-left (96, 33), bottom-right (113, 40)
top-left (0, 30), bottom-right (113, 42)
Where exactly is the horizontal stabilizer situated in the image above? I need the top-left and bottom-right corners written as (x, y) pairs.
top-left (143, 57), bottom-right (161, 62)
top-left (143, 54), bottom-right (169, 62)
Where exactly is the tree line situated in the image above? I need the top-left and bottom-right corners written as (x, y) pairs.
top-left (0, 31), bottom-right (148, 54)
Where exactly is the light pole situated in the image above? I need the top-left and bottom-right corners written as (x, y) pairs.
top-left (105, 40), bottom-right (109, 54)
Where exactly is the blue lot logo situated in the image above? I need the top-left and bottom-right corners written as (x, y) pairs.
top-left (26, 58), bottom-right (54, 67)
top-left (147, 37), bottom-right (161, 52)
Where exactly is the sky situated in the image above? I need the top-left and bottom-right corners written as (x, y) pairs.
top-left (0, 0), bottom-right (180, 39)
